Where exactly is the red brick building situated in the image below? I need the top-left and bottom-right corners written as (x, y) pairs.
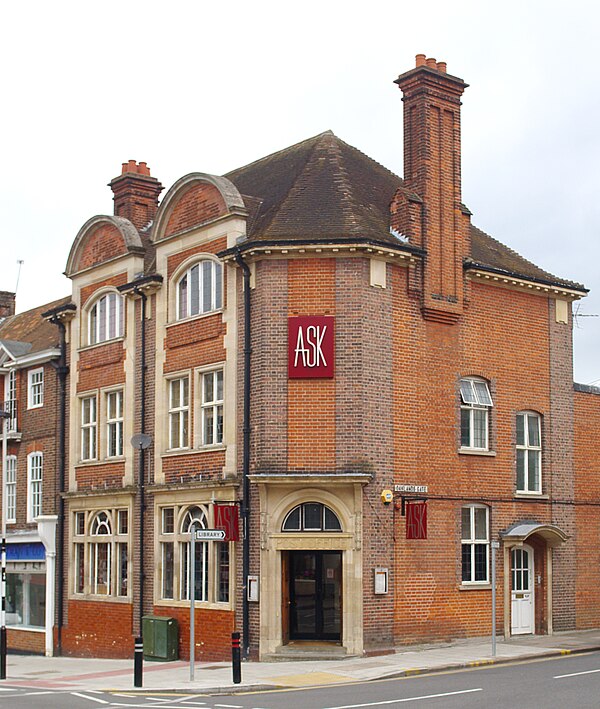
top-left (0, 292), bottom-right (71, 655)
top-left (3, 54), bottom-right (600, 659)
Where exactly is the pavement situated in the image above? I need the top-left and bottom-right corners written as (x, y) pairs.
top-left (3, 629), bottom-right (600, 695)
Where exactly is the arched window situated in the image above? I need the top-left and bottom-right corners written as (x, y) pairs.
top-left (73, 508), bottom-right (129, 597)
top-left (88, 292), bottom-right (124, 345)
top-left (282, 502), bottom-right (342, 532)
top-left (177, 260), bottom-right (222, 320)
top-left (180, 506), bottom-right (209, 601)
top-left (90, 511), bottom-right (112, 595)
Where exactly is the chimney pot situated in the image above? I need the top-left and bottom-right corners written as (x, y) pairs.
top-left (138, 161), bottom-right (150, 176)
top-left (426, 57), bottom-right (437, 68)
top-left (437, 61), bottom-right (447, 73)
top-left (415, 53), bottom-right (426, 67)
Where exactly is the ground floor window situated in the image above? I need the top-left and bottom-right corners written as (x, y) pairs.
top-left (461, 504), bottom-right (489, 584)
top-left (157, 502), bottom-right (232, 605)
top-left (71, 506), bottom-right (130, 598)
top-left (6, 573), bottom-right (45, 628)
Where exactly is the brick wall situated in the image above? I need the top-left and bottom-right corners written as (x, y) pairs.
top-left (62, 600), bottom-right (134, 658)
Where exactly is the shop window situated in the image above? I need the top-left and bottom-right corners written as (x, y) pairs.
top-left (88, 292), bottom-right (124, 345)
top-left (176, 259), bottom-right (222, 320)
top-left (27, 368), bottom-right (44, 409)
top-left (516, 412), bottom-right (542, 494)
top-left (460, 377), bottom-right (493, 451)
top-left (461, 504), bottom-right (489, 584)
top-left (6, 573), bottom-right (45, 628)
top-left (72, 508), bottom-right (130, 598)
top-left (282, 503), bottom-right (342, 532)
top-left (27, 452), bottom-right (43, 521)
top-left (157, 503), bottom-right (232, 605)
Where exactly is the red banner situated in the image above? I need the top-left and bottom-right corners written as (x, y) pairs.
top-left (288, 316), bottom-right (335, 378)
top-left (406, 501), bottom-right (427, 539)
top-left (214, 504), bottom-right (240, 542)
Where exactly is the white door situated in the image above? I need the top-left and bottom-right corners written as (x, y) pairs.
top-left (511, 545), bottom-right (534, 635)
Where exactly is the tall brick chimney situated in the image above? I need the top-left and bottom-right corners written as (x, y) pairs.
top-left (109, 160), bottom-right (164, 232)
top-left (393, 55), bottom-right (471, 323)
top-left (0, 291), bottom-right (16, 319)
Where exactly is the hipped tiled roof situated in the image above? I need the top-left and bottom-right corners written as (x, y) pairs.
top-left (0, 296), bottom-right (71, 355)
top-left (225, 131), bottom-right (583, 291)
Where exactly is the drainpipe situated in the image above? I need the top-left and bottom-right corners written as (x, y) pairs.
top-left (55, 320), bottom-right (68, 654)
top-left (234, 250), bottom-right (251, 660)
top-left (133, 288), bottom-right (147, 634)
top-left (46, 317), bottom-right (68, 655)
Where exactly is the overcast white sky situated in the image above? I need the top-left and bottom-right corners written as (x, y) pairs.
top-left (1, 0), bottom-right (598, 383)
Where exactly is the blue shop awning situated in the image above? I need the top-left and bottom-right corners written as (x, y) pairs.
top-left (7, 542), bottom-right (45, 561)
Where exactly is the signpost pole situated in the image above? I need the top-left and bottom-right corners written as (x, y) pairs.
top-left (491, 540), bottom-right (499, 657)
top-left (190, 524), bottom-right (196, 681)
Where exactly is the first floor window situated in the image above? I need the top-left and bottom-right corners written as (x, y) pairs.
top-left (460, 378), bottom-right (493, 450)
top-left (169, 377), bottom-right (189, 449)
top-left (27, 368), bottom-right (44, 408)
top-left (6, 573), bottom-right (45, 628)
top-left (27, 452), bottom-right (43, 521)
top-left (106, 390), bottom-right (124, 458)
top-left (516, 412), bottom-right (542, 493)
top-left (201, 369), bottom-right (224, 446)
top-left (461, 505), bottom-right (489, 584)
top-left (72, 508), bottom-right (130, 597)
top-left (158, 503), bottom-right (231, 605)
top-left (81, 396), bottom-right (97, 461)
top-left (5, 455), bottom-right (16, 523)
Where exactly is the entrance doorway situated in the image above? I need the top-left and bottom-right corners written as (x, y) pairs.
top-left (511, 545), bottom-right (534, 635)
top-left (287, 551), bottom-right (342, 641)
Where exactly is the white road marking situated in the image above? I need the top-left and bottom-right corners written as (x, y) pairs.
top-left (554, 667), bottom-right (600, 679)
top-left (214, 704), bottom-right (243, 708)
top-left (70, 691), bottom-right (110, 704)
top-left (322, 687), bottom-right (483, 708)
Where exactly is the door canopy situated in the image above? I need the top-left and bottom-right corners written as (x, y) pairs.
top-left (501, 522), bottom-right (568, 548)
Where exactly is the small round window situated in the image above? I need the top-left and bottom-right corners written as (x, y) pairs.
top-left (282, 502), bottom-right (341, 532)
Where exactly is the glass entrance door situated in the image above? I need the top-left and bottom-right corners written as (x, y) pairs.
top-left (289, 551), bottom-right (341, 640)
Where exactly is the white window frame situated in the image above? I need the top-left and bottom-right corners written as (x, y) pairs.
top-left (168, 377), bottom-right (189, 450)
top-left (461, 504), bottom-right (489, 584)
top-left (81, 395), bottom-right (97, 461)
top-left (5, 455), bottom-right (17, 523)
top-left (516, 411), bottom-right (542, 494)
top-left (4, 370), bottom-right (17, 431)
top-left (460, 377), bottom-right (493, 451)
top-left (201, 369), bottom-right (224, 446)
top-left (88, 292), bottom-right (124, 345)
top-left (27, 452), bottom-right (43, 522)
top-left (27, 367), bottom-right (44, 409)
top-left (106, 390), bottom-right (124, 458)
top-left (176, 259), bottom-right (223, 321)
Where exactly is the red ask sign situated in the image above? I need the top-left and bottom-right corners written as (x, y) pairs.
top-left (214, 504), bottom-right (240, 542)
top-left (406, 501), bottom-right (427, 540)
top-left (288, 316), bottom-right (335, 378)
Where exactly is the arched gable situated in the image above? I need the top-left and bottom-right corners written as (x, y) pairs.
top-left (152, 173), bottom-right (245, 243)
top-left (65, 216), bottom-right (143, 277)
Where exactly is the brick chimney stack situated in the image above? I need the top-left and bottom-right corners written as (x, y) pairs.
top-left (109, 161), bottom-right (164, 232)
top-left (0, 291), bottom-right (16, 319)
top-left (393, 55), bottom-right (471, 323)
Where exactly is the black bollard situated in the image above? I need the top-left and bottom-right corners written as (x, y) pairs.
top-left (134, 636), bottom-right (143, 687)
top-left (232, 632), bottom-right (241, 684)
